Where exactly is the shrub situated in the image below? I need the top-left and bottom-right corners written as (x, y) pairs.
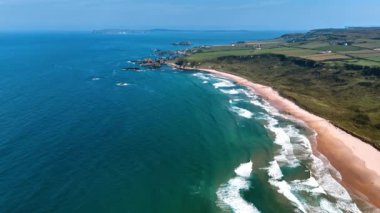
top-left (352, 113), bottom-right (370, 125)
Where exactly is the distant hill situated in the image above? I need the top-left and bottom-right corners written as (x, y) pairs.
top-left (92, 29), bottom-right (257, 34)
top-left (92, 29), bottom-right (150, 34)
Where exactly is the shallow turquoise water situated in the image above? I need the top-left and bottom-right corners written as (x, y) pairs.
top-left (0, 31), bottom-right (363, 212)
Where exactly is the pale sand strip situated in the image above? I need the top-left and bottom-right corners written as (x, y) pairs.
top-left (170, 63), bottom-right (380, 208)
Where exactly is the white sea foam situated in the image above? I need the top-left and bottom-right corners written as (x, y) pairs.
top-left (220, 89), bottom-right (241, 95)
top-left (213, 79), bottom-right (235, 88)
top-left (231, 107), bottom-right (254, 119)
top-left (192, 72), bottom-right (211, 81)
top-left (234, 161), bottom-right (253, 178)
top-left (290, 177), bottom-right (326, 195)
top-left (250, 98), bottom-right (284, 118)
top-left (310, 155), bottom-right (362, 213)
top-left (267, 160), bottom-right (283, 180)
top-left (228, 98), bottom-right (246, 105)
top-left (116, 82), bottom-right (129, 87)
top-left (320, 198), bottom-right (342, 213)
top-left (264, 160), bottom-right (306, 212)
top-left (202, 81), bottom-right (208, 84)
top-left (217, 162), bottom-right (260, 213)
top-left (266, 117), bottom-right (300, 167)
top-left (264, 126), bottom-right (314, 213)
top-left (260, 105), bottom-right (361, 212)
top-left (231, 98), bottom-right (245, 102)
top-left (269, 179), bottom-right (307, 213)
top-left (92, 77), bottom-right (101, 81)
top-left (209, 75), bottom-right (362, 212)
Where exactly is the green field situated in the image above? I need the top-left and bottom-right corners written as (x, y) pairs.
top-left (174, 27), bottom-right (380, 149)
top-left (314, 45), bottom-right (363, 52)
top-left (184, 27), bottom-right (380, 67)
top-left (187, 49), bottom-right (258, 61)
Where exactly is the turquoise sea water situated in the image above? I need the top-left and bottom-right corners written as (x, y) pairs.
top-left (0, 31), bottom-right (365, 212)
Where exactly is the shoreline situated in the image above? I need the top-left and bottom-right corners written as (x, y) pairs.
top-left (168, 63), bottom-right (380, 209)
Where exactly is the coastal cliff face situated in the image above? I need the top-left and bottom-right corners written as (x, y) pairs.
top-left (175, 54), bottom-right (380, 150)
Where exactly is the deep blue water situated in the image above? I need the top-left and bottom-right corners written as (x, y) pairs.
top-left (0, 31), bottom-right (364, 213)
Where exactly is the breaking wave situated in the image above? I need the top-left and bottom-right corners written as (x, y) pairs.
top-left (116, 82), bottom-right (129, 87)
top-left (192, 72), bottom-right (212, 81)
top-left (213, 79), bottom-right (235, 89)
top-left (191, 71), bottom-right (362, 213)
top-left (216, 162), bottom-right (260, 213)
top-left (260, 104), bottom-right (361, 213)
top-left (230, 106), bottom-right (254, 119)
top-left (220, 89), bottom-right (241, 95)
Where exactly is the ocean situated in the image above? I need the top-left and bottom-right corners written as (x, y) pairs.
top-left (0, 31), bottom-right (362, 212)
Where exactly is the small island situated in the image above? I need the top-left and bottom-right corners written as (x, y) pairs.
top-left (131, 58), bottom-right (167, 68)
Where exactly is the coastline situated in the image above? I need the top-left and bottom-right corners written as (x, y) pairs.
top-left (168, 63), bottom-right (380, 209)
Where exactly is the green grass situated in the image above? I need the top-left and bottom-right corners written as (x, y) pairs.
top-left (270, 48), bottom-right (319, 57)
top-left (352, 39), bottom-right (380, 49)
top-left (187, 47), bottom-right (319, 61)
top-left (344, 59), bottom-right (380, 67)
top-left (175, 28), bottom-right (380, 148)
top-left (303, 53), bottom-right (350, 61)
top-left (187, 49), bottom-right (257, 61)
top-left (323, 59), bottom-right (380, 67)
top-left (176, 54), bottom-right (380, 149)
top-left (297, 41), bottom-right (330, 49)
top-left (368, 56), bottom-right (380, 62)
top-left (187, 35), bottom-right (380, 66)
top-left (188, 47), bottom-right (277, 61)
top-left (341, 50), bottom-right (379, 57)
top-left (314, 45), bottom-right (363, 52)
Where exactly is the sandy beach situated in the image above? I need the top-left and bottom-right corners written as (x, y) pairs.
top-left (170, 63), bottom-right (380, 209)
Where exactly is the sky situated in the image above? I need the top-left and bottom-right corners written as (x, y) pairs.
top-left (0, 0), bottom-right (380, 31)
